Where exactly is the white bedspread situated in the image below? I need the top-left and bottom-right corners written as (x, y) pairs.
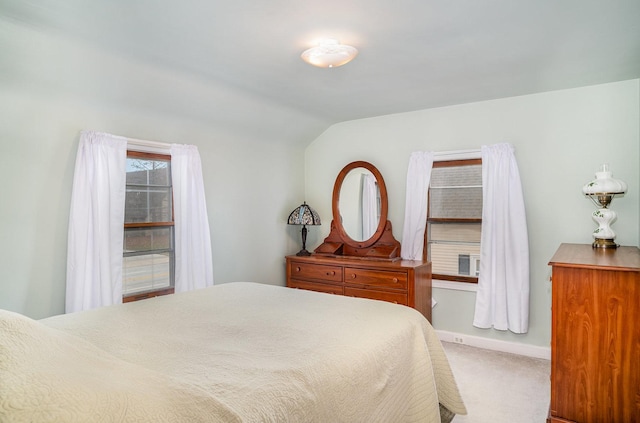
top-left (1, 282), bottom-right (465, 422)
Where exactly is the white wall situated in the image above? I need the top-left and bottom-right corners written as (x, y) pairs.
top-left (0, 18), bottom-right (312, 319)
top-left (304, 79), bottom-right (640, 348)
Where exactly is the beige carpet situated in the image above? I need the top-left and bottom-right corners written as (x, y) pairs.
top-left (442, 342), bottom-right (550, 423)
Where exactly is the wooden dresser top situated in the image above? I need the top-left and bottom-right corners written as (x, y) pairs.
top-left (549, 243), bottom-right (640, 272)
top-left (286, 254), bottom-right (429, 270)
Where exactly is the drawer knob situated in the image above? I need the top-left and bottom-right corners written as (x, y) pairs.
top-left (295, 266), bottom-right (301, 272)
top-left (393, 277), bottom-right (398, 283)
top-left (326, 271), bottom-right (335, 276)
top-left (350, 273), bottom-right (357, 279)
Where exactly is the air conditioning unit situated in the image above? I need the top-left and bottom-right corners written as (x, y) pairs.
top-left (458, 254), bottom-right (481, 277)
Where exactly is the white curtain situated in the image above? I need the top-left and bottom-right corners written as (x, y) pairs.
top-left (401, 151), bottom-right (434, 260)
top-left (473, 143), bottom-right (530, 333)
top-left (361, 174), bottom-right (378, 240)
top-left (66, 131), bottom-right (127, 313)
top-left (171, 144), bottom-right (214, 292)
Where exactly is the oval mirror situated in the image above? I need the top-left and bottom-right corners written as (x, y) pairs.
top-left (338, 167), bottom-right (380, 242)
top-left (332, 161), bottom-right (388, 248)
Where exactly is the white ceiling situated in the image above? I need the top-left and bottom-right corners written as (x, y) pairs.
top-left (3, 0), bottom-right (640, 138)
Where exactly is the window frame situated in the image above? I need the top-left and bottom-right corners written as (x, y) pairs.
top-left (424, 158), bottom-right (482, 284)
top-left (123, 150), bottom-right (175, 302)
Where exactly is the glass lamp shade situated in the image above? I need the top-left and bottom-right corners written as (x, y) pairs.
top-left (582, 164), bottom-right (627, 249)
top-left (301, 39), bottom-right (358, 68)
top-left (288, 202), bottom-right (321, 256)
top-left (287, 202), bottom-right (321, 226)
top-left (582, 164), bottom-right (628, 198)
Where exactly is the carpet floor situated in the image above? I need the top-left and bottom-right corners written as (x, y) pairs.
top-left (442, 341), bottom-right (550, 423)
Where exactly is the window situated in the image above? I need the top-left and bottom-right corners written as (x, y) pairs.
top-left (426, 159), bottom-right (482, 283)
top-left (123, 151), bottom-right (175, 301)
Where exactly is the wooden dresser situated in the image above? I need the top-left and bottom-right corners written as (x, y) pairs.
top-left (548, 243), bottom-right (640, 423)
top-left (286, 255), bottom-right (432, 323)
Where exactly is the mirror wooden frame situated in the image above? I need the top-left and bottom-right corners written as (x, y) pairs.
top-left (314, 161), bottom-right (401, 260)
top-left (333, 161), bottom-right (387, 247)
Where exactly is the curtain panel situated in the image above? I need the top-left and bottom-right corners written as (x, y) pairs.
top-left (473, 143), bottom-right (530, 333)
top-left (66, 131), bottom-right (127, 313)
top-left (170, 144), bottom-right (214, 292)
top-left (401, 151), bottom-right (434, 260)
top-left (361, 173), bottom-right (379, 240)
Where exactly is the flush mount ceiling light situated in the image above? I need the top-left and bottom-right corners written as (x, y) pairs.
top-left (301, 39), bottom-right (358, 68)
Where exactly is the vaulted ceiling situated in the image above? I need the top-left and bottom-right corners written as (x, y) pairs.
top-left (3, 0), bottom-right (640, 142)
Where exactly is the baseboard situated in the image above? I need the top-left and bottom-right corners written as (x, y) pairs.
top-left (436, 329), bottom-right (551, 360)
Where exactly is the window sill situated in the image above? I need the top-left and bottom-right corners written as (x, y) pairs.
top-left (433, 279), bottom-right (478, 292)
top-left (123, 287), bottom-right (174, 303)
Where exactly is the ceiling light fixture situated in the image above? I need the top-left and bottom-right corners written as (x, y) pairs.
top-left (301, 39), bottom-right (358, 68)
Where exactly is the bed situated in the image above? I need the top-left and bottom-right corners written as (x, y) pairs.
top-left (0, 282), bottom-right (466, 422)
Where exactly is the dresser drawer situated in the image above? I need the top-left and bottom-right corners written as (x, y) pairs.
top-left (286, 255), bottom-right (432, 323)
top-left (289, 280), bottom-right (344, 295)
top-left (289, 261), bottom-right (343, 283)
top-left (344, 287), bottom-right (408, 305)
top-left (344, 267), bottom-right (408, 290)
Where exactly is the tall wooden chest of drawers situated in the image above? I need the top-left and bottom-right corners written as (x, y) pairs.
top-left (286, 255), bottom-right (432, 322)
top-left (548, 243), bottom-right (640, 423)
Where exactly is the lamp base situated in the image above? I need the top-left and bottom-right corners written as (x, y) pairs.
top-left (296, 249), bottom-right (312, 256)
top-left (592, 238), bottom-right (618, 249)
